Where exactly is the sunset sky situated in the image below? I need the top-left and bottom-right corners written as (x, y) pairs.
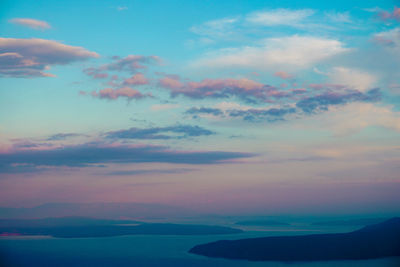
top-left (0, 0), bottom-right (399, 215)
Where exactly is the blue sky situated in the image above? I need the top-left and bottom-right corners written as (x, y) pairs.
top-left (0, 0), bottom-right (399, 215)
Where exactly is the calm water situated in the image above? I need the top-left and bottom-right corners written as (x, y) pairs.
top-left (0, 228), bottom-right (399, 266)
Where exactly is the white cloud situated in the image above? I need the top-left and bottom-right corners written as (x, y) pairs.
top-left (246, 9), bottom-right (315, 27)
top-left (328, 67), bottom-right (377, 92)
top-left (214, 101), bottom-right (251, 111)
top-left (192, 35), bottom-right (349, 71)
top-left (324, 11), bottom-right (352, 23)
top-left (373, 27), bottom-right (400, 50)
top-left (189, 17), bottom-right (240, 42)
top-left (300, 103), bottom-right (400, 135)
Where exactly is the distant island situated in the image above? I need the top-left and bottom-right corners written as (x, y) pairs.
top-left (190, 217), bottom-right (400, 261)
top-left (0, 202), bottom-right (194, 220)
top-left (311, 218), bottom-right (386, 226)
top-left (235, 220), bottom-right (290, 226)
top-left (0, 217), bottom-right (242, 238)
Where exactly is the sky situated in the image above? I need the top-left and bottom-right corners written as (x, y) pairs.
top-left (0, 0), bottom-right (400, 216)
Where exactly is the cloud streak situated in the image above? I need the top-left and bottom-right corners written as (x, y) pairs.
top-left (246, 9), bottom-right (315, 27)
top-left (0, 143), bottom-right (255, 173)
top-left (46, 133), bottom-right (85, 141)
top-left (106, 125), bottom-right (215, 140)
top-left (296, 88), bottom-right (381, 114)
top-left (158, 76), bottom-right (285, 103)
top-left (106, 168), bottom-right (195, 176)
top-left (185, 107), bottom-right (224, 117)
top-left (90, 87), bottom-right (150, 100)
top-left (84, 55), bottom-right (160, 76)
top-left (9, 18), bottom-right (51, 30)
top-left (184, 87), bottom-right (382, 122)
top-left (228, 107), bottom-right (297, 122)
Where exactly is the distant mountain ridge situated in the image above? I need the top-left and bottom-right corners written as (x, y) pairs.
top-left (0, 202), bottom-right (194, 220)
top-left (235, 220), bottom-right (290, 226)
top-left (190, 217), bottom-right (400, 261)
top-left (311, 218), bottom-right (386, 226)
top-left (0, 217), bottom-right (243, 238)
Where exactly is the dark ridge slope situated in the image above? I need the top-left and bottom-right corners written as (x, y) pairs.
top-left (190, 217), bottom-right (400, 261)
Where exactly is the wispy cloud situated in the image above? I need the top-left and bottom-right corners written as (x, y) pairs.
top-left (83, 56), bottom-right (157, 101)
top-left (326, 67), bottom-right (377, 92)
top-left (376, 7), bottom-right (400, 22)
top-left (324, 11), bottom-right (352, 23)
top-left (158, 76), bottom-right (285, 103)
top-left (185, 105), bottom-right (296, 122)
top-left (185, 107), bottom-right (224, 117)
top-left (116, 6), bottom-right (128, 11)
top-left (90, 87), bottom-right (151, 100)
top-left (150, 104), bottom-right (180, 111)
top-left (106, 168), bottom-right (195, 176)
top-left (228, 107), bottom-right (296, 122)
top-left (246, 9), bottom-right (315, 27)
top-left (190, 17), bottom-right (239, 38)
top-left (45, 133), bottom-right (81, 141)
top-left (192, 36), bottom-right (349, 71)
top-left (184, 86), bottom-right (382, 123)
top-left (123, 73), bottom-right (149, 86)
top-left (373, 27), bottom-right (400, 50)
top-left (9, 18), bottom-right (51, 30)
top-left (84, 55), bottom-right (160, 76)
top-left (296, 88), bottom-right (381, 114)
top-left (274, 71), bottom-right (295, 80)
top-left (105, 125), bottom-right (215, 140)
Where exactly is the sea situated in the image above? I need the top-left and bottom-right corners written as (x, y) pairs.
top-left (0, 224), bottom-right (399, 266)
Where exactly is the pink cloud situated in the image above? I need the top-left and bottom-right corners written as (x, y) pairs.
top-left (123, 73), bottom-right (149, 86)
top-left (103, 55), bottom-right (161, 73)
top-left (83, 56), bottom-right (158, 97)
top-left (0, 38), bottom-right (98, 77)
top-left (274, 71), bottom-right (294, 80)
top-left (91, 87), bottom-right (149, 100)
top-left (377, 7), bottom-right (400, 21)
top-left (158, 76), bottom-right (184, 89)
top-left (0, 52), bottom-right (54, 77)
top-left (9, 18), bottom-right (51, 30)
top-left (83, 67), bottom-right (108, 79)
top-left (158, 76), bottom-right (285, 102)
top-left (250, 72), bottom-right (260, 76)
top-left (188, 78), bottom-right (264, 91)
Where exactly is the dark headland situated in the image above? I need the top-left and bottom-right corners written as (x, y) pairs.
top-left (189, 217), bottom-right (400, 261)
